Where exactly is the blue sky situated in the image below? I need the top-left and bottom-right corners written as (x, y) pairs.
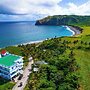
top-left (0, 0), bottom-right (89, 21)
top-left (59, 0), bottom-right (88, 7)
top-left (60, 0), bottom-right (87, 5)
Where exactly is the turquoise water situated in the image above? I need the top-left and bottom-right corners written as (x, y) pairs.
top-left (0, 21), bottom-right (73, 48)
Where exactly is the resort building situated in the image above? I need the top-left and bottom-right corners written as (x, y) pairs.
top-left (0, 50), bottom-right (23, 80)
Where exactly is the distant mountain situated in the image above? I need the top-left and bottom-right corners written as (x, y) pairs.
top-left (35, 15), bottom-right (90, 26)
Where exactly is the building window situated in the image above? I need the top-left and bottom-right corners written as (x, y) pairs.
top-left (12, 67), bottom-right (13, 69)
top-left (11, 71), bottom-right (17, 75)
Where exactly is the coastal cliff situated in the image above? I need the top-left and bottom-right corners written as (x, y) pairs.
top-left (35, 15), bottom-right (90, 26)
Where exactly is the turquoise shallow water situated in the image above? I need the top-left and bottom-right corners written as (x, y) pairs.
top-left (0, 21), bottom-right (73, 48)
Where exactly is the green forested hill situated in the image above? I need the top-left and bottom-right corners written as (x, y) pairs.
top-left (35, 15), bottom-right (90, 26)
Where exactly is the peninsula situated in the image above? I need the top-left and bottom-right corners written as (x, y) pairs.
top-left (35, 15), bottom-right (90, 26)
top-left (35, 15), bottom-right (90, 35)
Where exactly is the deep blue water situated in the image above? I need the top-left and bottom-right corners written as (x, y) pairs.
top-left (0, 21), bottom-right (73, 48)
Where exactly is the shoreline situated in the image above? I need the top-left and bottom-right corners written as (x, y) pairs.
top-left (15, 40), bottom-right (44, 46)
top-left (64, 25), bottom-right (81, 36)
top-left (65, 26), bottom-right (75, 36)
top-left (0, 40), bottom-right (44, 49)
top-left (15, 26), bottom-right (80, 46)
top-left (0, 26), bottom-right (81, 48)
top-left (68, 26), bottom-right (81, 36)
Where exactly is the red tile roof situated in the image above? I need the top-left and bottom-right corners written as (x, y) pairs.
top-left (1, 50), bottom-right (6, 55)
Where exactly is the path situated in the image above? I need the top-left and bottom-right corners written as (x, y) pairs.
top-left (12, 57), bottom-right (33, 90)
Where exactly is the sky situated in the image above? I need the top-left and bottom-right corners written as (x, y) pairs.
top-left (0, 0), bottom-right (90, 21)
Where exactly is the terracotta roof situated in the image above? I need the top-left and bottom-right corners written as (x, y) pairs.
top-left (1, 50), bottom-right (6, 55)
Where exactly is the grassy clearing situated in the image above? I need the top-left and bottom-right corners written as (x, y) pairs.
top-left (79, 27), bottom-right (90, 42)
top-left (0, 82), bottom-right (15, 90)
top-left (4, 46), bottom-right (23, 55)
top-left (61, 26), bottom-right (90, 90)
top-left (71, 26), bottom-right (90, 90)
top-left (0, 77), bottom-right (15, 90)
top-left (74, 50), bottom-right (90, 90)
top-left (80, 27), bottom-right (90, 36)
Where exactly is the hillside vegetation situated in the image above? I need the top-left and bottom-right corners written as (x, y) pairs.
top-left (0, 26), bottom-right (90, 90)
top-left (0, 15), bottom-right (90, 90)
top-left (0, 26), bottom-right (89, 90)
top-left (35, 15), bottom-right (90, 26)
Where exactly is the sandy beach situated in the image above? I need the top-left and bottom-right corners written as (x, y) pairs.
top-left (65, 26), bottom-right (75, 36)
top-left (15, 40), bottom-right (44, 46)
top-left (22, 40), bottom-right (44, 45)
top-left (64, 26), bottom-right (81, 36)
top-left (68, 26), bottom-right (81, 35)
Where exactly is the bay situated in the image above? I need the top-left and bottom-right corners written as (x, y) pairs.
top-left (0, 21), bottom-right (73, 48)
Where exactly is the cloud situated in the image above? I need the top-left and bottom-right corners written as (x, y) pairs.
top-left (0, 0), bottom-right (61, 15)
top-left (0, 0), bottom-right (90, 21)
top-left (0, 0), bottom-right (30, 15)
top-left (0, 5), bottom-right (28, 15)
top-left (67, 1), bottom-right (90, 15)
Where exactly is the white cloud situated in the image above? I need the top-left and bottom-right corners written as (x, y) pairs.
top-left (0, 0), bottom-right (61, 14)
top-left (67, 1), bottom-right (90, 15)
top-left (28, 0), bottom-right (61, 5)
top-left (0, 0), bottom-right (90, 21)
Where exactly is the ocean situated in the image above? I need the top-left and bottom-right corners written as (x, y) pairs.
top-left (0, 21), bottom-right (73, 48)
